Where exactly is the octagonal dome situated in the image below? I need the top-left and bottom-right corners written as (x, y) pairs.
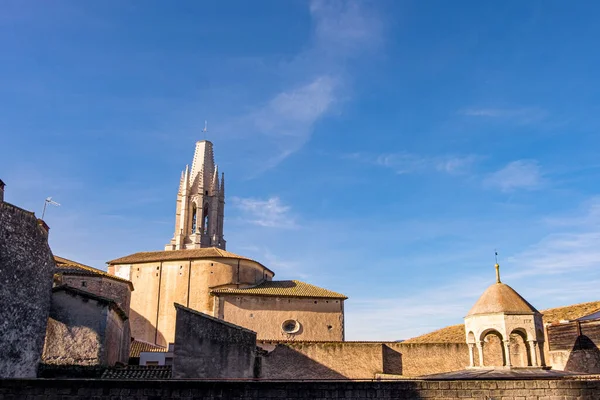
top-left (467, 282), bottom-right (539, 317)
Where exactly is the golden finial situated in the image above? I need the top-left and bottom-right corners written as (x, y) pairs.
top-left (494, 250), bottom-right (501, 283)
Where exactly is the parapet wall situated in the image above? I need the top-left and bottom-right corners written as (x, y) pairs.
top-left (2, 378), bottom-right (600, 399)
top-left (258, 341), bottom-right (468, 379)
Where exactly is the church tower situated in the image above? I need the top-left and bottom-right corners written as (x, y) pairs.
top-left (165, 140), bottom-right (226, 250)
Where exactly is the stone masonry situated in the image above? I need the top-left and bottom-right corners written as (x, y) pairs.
top-left (0, 199), bottom-right (55, 378)
top-left (1, 378), bottom-right (600, 399)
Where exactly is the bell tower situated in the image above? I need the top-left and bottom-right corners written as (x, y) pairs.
top-left (165, 140), bottom-right (226, 250)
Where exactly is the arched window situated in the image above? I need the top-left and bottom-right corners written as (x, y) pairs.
top-left (191, 205), bottom-right (197, 233)
top-left (203, 204), bottom-right (209, 234)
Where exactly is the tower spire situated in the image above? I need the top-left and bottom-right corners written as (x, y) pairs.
top-left (166, 139), bottom-right (226, 251)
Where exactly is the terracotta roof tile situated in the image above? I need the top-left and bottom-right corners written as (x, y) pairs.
top-left (54, 255), bottom-right (134, 289)
top-left (466, 283), bottom-right (539, 316)
top-left (211, 280), bottom-right (347, 299)
top-left (129, 340), bottom-right (167, 358)
top-left (101, 365), bottom-right (171, 379)
top-left (106, 247), bottom-right (274, 275)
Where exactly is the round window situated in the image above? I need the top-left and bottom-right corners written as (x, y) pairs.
top-left (281, 319), bottom-right (300, 334)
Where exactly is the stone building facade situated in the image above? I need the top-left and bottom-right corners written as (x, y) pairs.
top-left (212, 280), bottom-right (346, 341)
top-left (107, 248), bottom-right (275, 346)
top-left (49, 256), bottom-right (134, 365)
top-left (0, 182), bottom-right (55, 378)
top-left (42, 286), bottom-right (129, 366)
top-left (107, 140), bottom-right (346, 346)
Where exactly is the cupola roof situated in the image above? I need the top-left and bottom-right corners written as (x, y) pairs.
top-left (467, 282), bottom-right (539, 316)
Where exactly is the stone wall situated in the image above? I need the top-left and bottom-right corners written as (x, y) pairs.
top-left (59, 274), bottom-right (131, 316)
top-left (2, 378), bottom-right (600, 399)
top-left (172, 303), bottom-right (257, 379)
top-left (218, 295), bottom-right (344, 341)
top-left (547, 319), bottom-right (600, 373)
top-left (0, 201), bottom-right (55, 378)
top-left (42, 288), bottom-right (128, 366)
top-left (258, 341), bottom-right (468, 379)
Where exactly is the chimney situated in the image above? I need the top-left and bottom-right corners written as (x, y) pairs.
top-left (37, 219), bottom-right (50, 236)
top-left (0, 179), bottom-right (5, 202)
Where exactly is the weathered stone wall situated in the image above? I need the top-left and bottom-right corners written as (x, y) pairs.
top-left (42, 290), bottom-right (107, 365)
top-left (0, 202), bottom-right (55, 378)
top-left (114, 257), bottom-right (271, 347)
top-left (396, 342), bottom-right (469, 376)
top-left (105, 308), bottom-right (126, 365)
top-left (547, 319), bottom-right (600, 373)
top-left (172, 304), bottom-right (257, 379)
top-left (2, 378), bottom-right (600, 399)
top-left (219, 295), bottom-right (344, 341)
top-left (259, 341), bottom-right (468, 379)
top-left (59, 275), bottom-right (131, 316)
top-left (42, 288), bottom-right (128, 366)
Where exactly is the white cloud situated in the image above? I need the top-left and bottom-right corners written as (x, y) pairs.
top-left (310, 0), bottom-right (383, 56)
top-left (461, 107), bottom-right (548, 123)
top-left (506, 198), bottom-right (600, 278)
top-left (347, 277), bottom-right (489, 340)
top-left (484, 160), bottom-right (544, 192)
top-left (231, 196), bottom-right (296, 229)
top-left (375, 153), bottom-right (478, 175)
top-left (240, 0), bottom-right (383, 171)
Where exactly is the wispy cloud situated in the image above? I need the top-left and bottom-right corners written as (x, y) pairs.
top-left (348, 277), bottom-right (489, 340)
top-left (347, 152), bottom-right (479, 175)
top-left (507, 198), bottom-right (600, 278)
top-left (231, 196), bottom-right (296, 229)
top-left (240, 0), bottom-right (384, 171)
top-left (461, 107), bottom-right (548, 124)
top-left (249, 77), bottom-right (338, 169)
top-left (484, 160), bottom-right (544, 192)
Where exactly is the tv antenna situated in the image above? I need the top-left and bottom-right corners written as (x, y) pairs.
top-left (42, 197), bottom-right (60, 219)
top-left (202, 120), bottom-right (208, 139)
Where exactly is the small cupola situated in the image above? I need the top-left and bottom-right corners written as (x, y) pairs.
top-left (464, 262), bottom-right (545, 369)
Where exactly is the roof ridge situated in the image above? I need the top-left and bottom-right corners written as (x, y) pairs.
top-left (211, 279), bottom-right (348, 299)
top-left (131, 338), bottom-right (166, 348)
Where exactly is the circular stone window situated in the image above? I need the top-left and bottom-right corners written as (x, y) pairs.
top-left (281, 319), bottom-right (301, 334)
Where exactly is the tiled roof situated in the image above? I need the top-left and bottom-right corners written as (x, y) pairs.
top-left (211, 280), bottom-right (347, 299)
top-left (101, 365), bottom-right (172, 379)
top-left (54, 255), bottom-right (134, 289)
top-left (52, 285), bottom-right (128, 321)
top-left (129, 339), bottom-right (167, 358)
top-left (467, 282), bottom-right (539, 316)
top-left (106, 247), bottom-right (274, 275)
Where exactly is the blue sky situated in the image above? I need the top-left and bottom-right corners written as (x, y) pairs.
top-left (2, 0), bottom-right (600, 340)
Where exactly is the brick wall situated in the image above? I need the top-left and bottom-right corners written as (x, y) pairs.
top-left (1, 378), bottom-right (600, 399)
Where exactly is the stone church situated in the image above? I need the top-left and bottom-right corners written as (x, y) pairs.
top-left (107, 140), bottom-right (346, 347)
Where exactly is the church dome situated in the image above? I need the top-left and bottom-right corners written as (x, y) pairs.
top-left (467, 282), bottom-right (539, 316)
